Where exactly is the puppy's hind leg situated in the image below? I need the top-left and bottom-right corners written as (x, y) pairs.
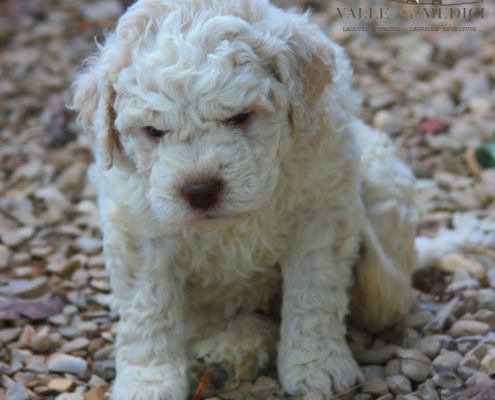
top-left (348, 120), bottom-right (420, 332)
top-left (190, 313), bottom-right (279, 391)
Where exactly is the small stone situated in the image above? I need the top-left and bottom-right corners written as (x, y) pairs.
top-left (480, 347), bottom-right (495, 375)
top-left (385, 359), bottom-right (402, 377)
top-left (376, 395), bottom-right (393, 400)
top-left (354, 344), bottom-right (399, 364)
top-left (403, 311), bottom-right (434, 330)
top-left (62, 337), bottom-right (90, 353)
top-left (361, 379), bottom-right (389, 397)
top-left (437, 254), bottom-right (486, 281)
top-left (432, 350), bottom-right (462, 369)
top-left (469, 97), bottom-right (492, 115)
top-left (0, 245), bottom-right (11, 270)
top-left (417, 386), bottom-right (439, 400)
top-left (30, 330), bottom-right (54, 353)
top-left (457, 366), bottom-right (475, 381)
top-left (432, 370), bottom-right (462, 389)
top-left (471, 309), bottom-right (495, 330)
top-left (218, 390), bottom-right (245, 400)
top-left (89, 279), bottom-right (111, 293)
top-left (48, 354), bottom-right (87, 374)
top-left (93, 346), bottom-right (115, 361)
top-left (414, 336), bottom-right (441, 359)
top-left (466, 371), bottom-right (491, 383)
top-left (14, 266), bottom-right (33, 278)
top-left (396, 349), bottom-right (431, 382)
top-left (84, 387), bottom-right (106, 400)
top-left (56, 394), bottom-right (84, 400)
top-left (385, 375), bottom-right (412, 395)
top-left (29, 246), bottom-right (53, 258)
top-left (0, 327), bottom-right (23, 344)
top-left (460, 353), bottom-right (480, 369)
top-left (450, 320), bottom-right (490, 338)
top-left (250, 376), bottom-right (280, 400)
top-left (303, 392), bottom-right (324, 400)
top-left (352, 395), bottom-right (373, 400)
top-left (48, 254), bottom-right (87, 276)
top-left (75, 321), bottom-right (98, 333)
top-left (1, 226), bottom-right (35, 248)
top-left (466, 343), bottom-right (487, 360)
top-left (88, 374), bottom-right (108, 389)
top-left (5, 381), bottom-right (30, 400)
top-left (477, 289), bottom-right (495, 311)
top-left (93, 360), bottom-right (116, 381)
top-left (361, 365), bottom-right (385, 381)
top-left (75, 237), bottom-right (103, 255)
top-left (25, 355), bottom-right (48, 373)
top-left (0, 276), bottom-right (48, 298)
top-left (48, 378), bottom-right (75, 393)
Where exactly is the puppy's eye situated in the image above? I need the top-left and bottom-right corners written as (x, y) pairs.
top-left (145, 126), bottom-right (168, 138)
top-left (226, 113), bottom-right (250, 126)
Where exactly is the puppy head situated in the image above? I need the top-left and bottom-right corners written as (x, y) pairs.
top-left (73, 0), bottom-right (335, 230)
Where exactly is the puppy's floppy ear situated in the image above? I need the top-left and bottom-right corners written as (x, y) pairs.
top-left (73, 55), bottom-right (119, 170)
top-left (269, 11), bottom-right (335, 135)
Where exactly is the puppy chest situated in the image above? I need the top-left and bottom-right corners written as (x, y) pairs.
top-left (182, 235), bottom-right (284, 310)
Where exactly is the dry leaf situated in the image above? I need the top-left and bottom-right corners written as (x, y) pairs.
top-left (0, 293), bottom-right (64, 320)
top-left (418, 118), bottom-right (447, 135)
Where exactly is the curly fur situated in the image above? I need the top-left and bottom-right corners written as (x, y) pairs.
top-left (73, 0), bottom-right (420, 398)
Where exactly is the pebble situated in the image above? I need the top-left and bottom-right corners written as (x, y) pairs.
top-left (55, 394), bottom-right (84, 400)
top-left (437, 254), bottom-right (486, 281)
top-left (353, 395), bottom-right (373, 400)
top-left (62, 337), bottom-right (90, 353)
top-left (480, 347), bottom-right (495, 375)
top-left (93, 360), bottom-right (116, 381)
top-left (83, 387), bottom-right (106, 400)
top-left (385, 375), bottom-right (412, 395)
top-left (5, 382), bottom-right (30, 400)
top-left (403, 311), bottom-right (434, 330)
top-left (75, 237), bottom-right (103, 255)
top-left (303, 392), bottom-right (324, 400)
top-left (0, 276), bottom-right (48, 298)
top-left (1, 226), bottom-right (35, 248)
top-left (361, 379), bottom-right (389, 397)
top-left (0, 245), bottom-right (10, 269)
top-left (385, 359), bottom-right (402, 377)
top-left (0, 328), bottom-right (23, 344)
top-left (450, 320), bottom-right (490, 337)
top-left (361, 365), bottom-right (385, 381)
top-left (48, 377), bottom-right (75, 392)
top-left (47, 354), bottom-right (88, 374)
top-left (417, 386), bottom-right (439, 400)
top-left (88, 374), bottom-right (108, 389)
top-left (376, 395), bottom-right (393, 400)
top-left (414, 336), bottom-right (441, 359)
top-left (250, 376), bottom-right (280, 400)
top-left (432, 350), bottom-right (462, 369)
top-left (354, 345), bottom-right (399, 364)
top-left (396, 349), bottom-right (431, 382)
top-left (30, 328), bottom-right (54, 353)
top-left (432, 370), bottom-right (462, 389)
top-left (218, 390), bottom-right (244, 400)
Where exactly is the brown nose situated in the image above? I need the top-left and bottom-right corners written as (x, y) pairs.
top-left (183, 179), bottom-right (222, 210)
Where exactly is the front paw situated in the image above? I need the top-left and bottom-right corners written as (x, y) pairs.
top-left (278, 351), bottom-right (363, 397)
top-left (112, 365), bottom-right (188, 400)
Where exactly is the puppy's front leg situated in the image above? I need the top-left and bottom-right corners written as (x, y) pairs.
top-left (106, 230), bottom-right (188, 400)
top-left (278, 211), bottom-right (363, 397)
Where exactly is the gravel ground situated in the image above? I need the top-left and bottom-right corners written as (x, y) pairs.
top-left (0, 1), bottom-right (495, 399)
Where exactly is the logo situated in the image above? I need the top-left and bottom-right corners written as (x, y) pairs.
top-left (392, 0), bottom-right (482, 5)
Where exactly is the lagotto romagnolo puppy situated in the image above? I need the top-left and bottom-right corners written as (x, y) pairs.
top-left (73, 0), bottom-right (420, 398)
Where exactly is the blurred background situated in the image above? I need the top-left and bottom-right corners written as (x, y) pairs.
top-left (0, 0), bottom-right (495, 399)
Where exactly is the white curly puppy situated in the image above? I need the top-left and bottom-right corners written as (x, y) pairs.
top-left (73, 0), bottom-right (419, 398)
